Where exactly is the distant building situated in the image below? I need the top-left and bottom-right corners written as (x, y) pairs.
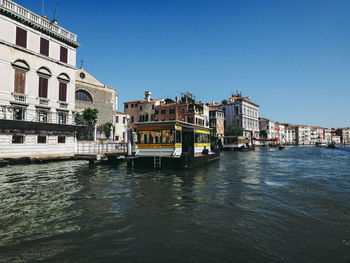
top-left (295, 125), bottom-right (311, 145)
top-left (124, 91), bottom-right (164, 131)
top-left (336, 128), bottom-right (350, 145)
top-left (324, 128), bottom-right (332, 144)
top-left (211, 91), bottom-right (259, 138)
top-left (0, 0), bottom-right (80, 160)
top-left (259, 118), bottom-right (277, 139)
top-left (310, 126), bottom-right (325, 145)
top-left (278, 123), bottom-right (286, 144)
top-left (114, 111), bottom-right (129, 142)
top-left (154, 92), bottom-right (209, 128)
top-left (209, 107), bottom-right (225, 141)
top-left (284, 125), bottom-right (296, 145)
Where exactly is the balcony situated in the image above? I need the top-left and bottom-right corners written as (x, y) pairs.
top-left (12, 92), bottom-right (26, 102)
top-left (38, 97), bottom-right (49, 106)
top-left (0, 0), bottom-right (78, 44)
top-left (59, 102), bottom-right (68, 109)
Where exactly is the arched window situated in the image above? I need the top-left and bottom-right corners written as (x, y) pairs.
top-left (12, 59), bottom-right (30, 94)
top-left (58, 73), bottom-right (70, 102)
top-left (75, 90), bottom-right (92, 103)
top-left (37, 67), bottom-right (52, 98)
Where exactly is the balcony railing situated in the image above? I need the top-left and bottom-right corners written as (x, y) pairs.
top-left (12, 92), bottom-right (27, 102)
top-left (38, 97), bottom-right (49, 106)
top-left (59, 102), bottom-right (68, 109)
top-left (0, 0), bottom-right (77, 42)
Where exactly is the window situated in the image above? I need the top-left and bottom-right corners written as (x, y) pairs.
top-left (123, 117), bottom-right (126, 124)
top-left (170, 108), bottom-right (175, 114)
top-left (16, 27), bottom-right (27, 48)
top-left (162, 130), bottom-right (174, 144)
top-left (116, 116), bottom-right (119, 123)
top-left (40, 38), bottom-right (49, 56)
top-left (37, 136), bottom-right (47, 143)
top-left (37, 109), bottom-right (48, 122)
top-left (115, 136), bottom-right (119, 141)
top-left (38, 77), bottom-right (48, 98)
top-left (131, 104), bottom-right (134, 108)
top-left (161, 109), bottom-right (166, 115)
top-left (155, 109), bottom-right (159, 115)
top-left (59, 83), bottom-right (67, 101)
top-left (13, 107), bottom-right (25, 120)
top-left (14, 70), bottom-right (26, 94)
top-left (131, 116), bottom-right (134, 122)
top-left (75, 90), bottom-right (92, 102)
top-left (152, 105), bottom-right (155, 110)
top-left (60, 46), bottom-right (68, 63)
top-left (58, 136), bottom-right (66, 143)
top-left (58, 112), bottom-right (67, 124)
top-left (140, 106), bottom-right (143, 110)
top-left (12, 135), bottom-right (24, 144)
top-left (125, 104), bottom-right (128, 109)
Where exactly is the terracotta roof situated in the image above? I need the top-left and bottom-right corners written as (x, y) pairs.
top-left (208, 106), bottom-right (223, 112)
top-left (259, 118), bottom-right (269, 122)
top-left (124, 98), bottom-right (163, 104)
top-left (115, 110), bottom-right (127, 115)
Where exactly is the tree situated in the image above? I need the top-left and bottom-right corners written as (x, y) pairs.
top-left (225, 120), bottom-right (243, 136)
top-left (104, 122), bottom-right (113, 139)
top-left (75, 108), bottom-right (99, 140)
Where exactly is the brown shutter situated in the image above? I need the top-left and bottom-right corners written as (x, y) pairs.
top-left (38, 77), bottom-right (48, 98)
top-left (14, 70), bottom-right (26, 94)
top-left (60, 46), bottom-right (68, 63)
top-left (59, 83), bottom-right (67, 101)
top-left (16, 27), bottom-right (27, 48)
top-left (40, 38), bottom-right (49, 56)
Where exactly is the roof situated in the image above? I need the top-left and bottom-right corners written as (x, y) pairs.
top-left (115, 110), bottom-right (127, 115)
top-left (259, 118), bottom-right (269, 122)
top-left (124, 98), bottom-right (163, 104)
top-left (208, 106), bottom-right (224, 112)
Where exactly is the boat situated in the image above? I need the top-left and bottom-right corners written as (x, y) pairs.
top-left (278, 145), bottom-right (285, 150)
top-left (221, 136), bottom-right (253, 151)
top-left (328, 142), bottom-right (336, 148)
top-left (127, 121), bottom-right (220, 169)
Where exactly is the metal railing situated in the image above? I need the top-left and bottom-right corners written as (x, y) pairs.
top-left (76, 142), bottom-right (138, 155)
top-left (12, 92), bottom-right (27, 102)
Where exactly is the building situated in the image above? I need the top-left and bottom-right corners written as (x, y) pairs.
top-left (114, 110), bottom-right (129, 142)
top-left (0, 0), bottom-right (80, 160)
top-left (259, 118), bottom-right (277, 140)
top-left (310, 126), bottom-right (325, 145)
top-left (336, 128), bottom-right (350, 145)
top-left (324, 128), bottom-right (332, 144)
top-left (75, 68), bottom-right (117, 140)
top-left (212, 91), bottom-right (259, 138)
top-left (154, 92), bottom-right (209, 128)
top-left (278, 123), bottom-right (286, 144)
top-left (295, 125), bottom-right (311, 145)
top-left (284, 125), bottom-right (296, 145)
top-left (124, 91), bottom-right (164, 132)
top-left (209, 107), bottom-right (224, 141)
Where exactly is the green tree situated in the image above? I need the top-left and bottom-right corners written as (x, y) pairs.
top-left (225, 120), bottom-right (243, 136)
top-left (104, 122), bottom-right (113, 139)
top-left (75, 108), bottom-right (99, 140)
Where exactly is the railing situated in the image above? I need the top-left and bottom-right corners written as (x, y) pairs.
top-left (59, 102), bottom-right (68, 109)
top-left (76, 142), bottom-right (138, 155)
top-left (38, 97), bottom-right (49, 106)
top-left (0, 0), bottom-right (77, 42)
top-left (12, 92), bottom-right (27, 102)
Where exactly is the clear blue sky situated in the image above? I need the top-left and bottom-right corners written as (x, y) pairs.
top-left (17, 0), bottom-right (350, 128)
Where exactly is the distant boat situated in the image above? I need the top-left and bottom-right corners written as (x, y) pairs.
top-left (328, 142), bottom-right (336, 148)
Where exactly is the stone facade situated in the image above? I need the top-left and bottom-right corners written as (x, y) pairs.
top-left (75, 68), bottom-right (117, 125)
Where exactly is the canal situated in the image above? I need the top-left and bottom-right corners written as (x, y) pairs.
top-left (0, 146), bottom-right (349, 262)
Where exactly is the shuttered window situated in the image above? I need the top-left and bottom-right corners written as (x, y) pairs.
top-left (60, 46), bottom-right (68, 63)
top-left (14, 70), bottom-right (26, 94)
top-left (40, 38), bottom-right (49, 56)
top-left (16, 27), bottom-right (27, 48)
top-left (38, 77), bottom-right (48, 98)
top-left (59, 83), bottom-right (67, 101)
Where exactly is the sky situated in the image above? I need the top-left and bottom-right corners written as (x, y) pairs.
top-left (15, 0), bottom-right (350, 127)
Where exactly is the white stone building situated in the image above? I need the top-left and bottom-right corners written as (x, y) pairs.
top-left (310, 126), bottom-right (325, 145)
top-left (284, 126), bottom-right (296, 145)
top-left (336, 128), bottom-right (350, 145)
top-left (295, 125), bottom-right (311, 145)
top-left (259, 118), bottom-right (277, 139)
top-left (114, 110), bottom-right (129, 143)
top-left (212, 92), bottom-right (259, 138)
top-left (0, 0), bottom-right (80, 161)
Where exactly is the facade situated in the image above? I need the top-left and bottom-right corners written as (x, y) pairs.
top-left (295, 125), bottom-right (311, 145)
top-left (284, 126), bottom-right (296, 145)
top-left (0, 0), bottom-right (80, 160)
top-left (154, 93), bottom-right (209, 128)
top-left (209, 107), bottom-right (224, 141)
top-left (114, 110), bottom-right (129, 142)
top-left (336, 128), bottom-right (350, 145)
top-left (75, 68), bottom-right (117, 125)
top-left (310, 126), bottom-right (325, 145)
top-left (278, 123), bottom-right (286, 144)
top-left (259, 118), bottom-right (277, 139)
top-left (212, 92), bottom-right (259, 138)
top-left (124, 91), bottom-right (164, 132)
top-left (324, 128), bottom-right (332, 144)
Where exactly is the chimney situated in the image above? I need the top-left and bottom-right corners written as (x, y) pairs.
top-left (145, 91), bottom-right (151, 101)
top-left (175, 96), bottom-right (178, 103)
top-left (51, 19), bottom-right (58, 25)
